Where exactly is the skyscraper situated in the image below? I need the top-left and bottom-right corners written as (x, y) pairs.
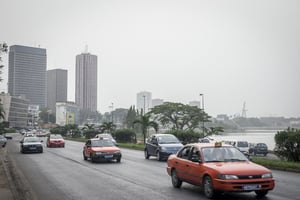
top-left (47, 69), bottom-right (68, 112)
top-left (8, 45), bottom-right (47, 108)
top-left (136, 91), bottom-right (152, 114)
top-left (75, 52), bottom-right (97, 112)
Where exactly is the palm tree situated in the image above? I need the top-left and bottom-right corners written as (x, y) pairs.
top-left (133, 114), bottom-right (158, 144)
top-left (206, 127), bottom-right (224, 136)
top-left (100, 122), bottom-right (116, 134)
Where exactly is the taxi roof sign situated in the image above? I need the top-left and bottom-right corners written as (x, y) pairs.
top-left (214, 141), bottom-right (222, 147)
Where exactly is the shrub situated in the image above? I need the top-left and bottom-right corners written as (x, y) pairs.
top-left (274, 127), bottom-right (300, 162)
top-left (164, 130), bottom-right (203, 144)
top-left (83, 130), bottom-right (98, 139)
top-left (114, 129), bottom-right (136, 143)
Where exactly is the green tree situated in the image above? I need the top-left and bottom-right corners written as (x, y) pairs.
top-left (125, 106), bottom-right (138, 129)
top-left (206, 126), bottom-right (224, 136)
top-left (100, 122), bottom-right (116, 134)
top-left (150, 102), bottom-right (211, 131)
top-left (0, 42), bottom-right (8, 82)
top-left (133, 114), bottom-right (158, 144)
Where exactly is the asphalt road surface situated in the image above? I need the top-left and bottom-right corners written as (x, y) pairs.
top-left (5, 133), bottom-right (300, 200)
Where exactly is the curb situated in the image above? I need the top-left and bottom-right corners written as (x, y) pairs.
top-left (0, 147), bottom-right (37, 200)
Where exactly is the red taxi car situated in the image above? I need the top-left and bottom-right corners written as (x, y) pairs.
top-left (166, 142), bottom-right (275, 199)
top-left (83, 138), bottom-right (122, 163)
top-left (46, 134), bottom-right (65, 148)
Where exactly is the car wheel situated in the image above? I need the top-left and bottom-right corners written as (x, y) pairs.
top-left (171, 169), bottom-right (182, 188)
top-left (90, 153), bottom-right (95, 163)
top-left (40, 149), bottom-right (43, 153)
top-left (255, 190), bottom-right (268, 197)
top-left (83, 152), bottom-right (87, 160)
top-left (116, 158), bottom-right (121, 163)
top-left (144, 149), bottom-right (150, 159)
top-left (203, 175), bottom-right (215, 199)
top-left (156, 151), bottom-right (161, 161)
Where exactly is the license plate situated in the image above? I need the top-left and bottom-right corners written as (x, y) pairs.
top-left (29, 147), bottom-right (36, 150)
top-left (243, 184), bottom-right (260, 190)
top-left (104, 154), bottom-right (113, 158)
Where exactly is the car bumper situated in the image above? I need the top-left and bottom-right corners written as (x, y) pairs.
top-left (91, 153), bottom-right (122, 161)
top-left (213, 178), bottom-right (275, 192)
top-left (49, 142), bottom-right (65, 147)
top-left (21, 146), bottom-right (43, 153)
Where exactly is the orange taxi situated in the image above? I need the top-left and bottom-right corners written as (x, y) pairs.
top-left (83, 137), bottom-right (122, 163)
top-left (166, 142), bottom-right (275, 199)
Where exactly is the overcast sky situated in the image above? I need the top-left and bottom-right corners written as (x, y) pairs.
top-left (1, 0), bottom-right (300, 118)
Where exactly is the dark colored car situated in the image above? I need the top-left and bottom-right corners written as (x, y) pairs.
top-left (20, 136), bottom-right (43, 153)
top-left (0, 135), bottom-right (7, 147)
top-left (83, 138), bottom-right (122, 163)
top-left (47, 134), bottom-right (65, 148)
top-left (250, 143), bottom-right (268, 156)
top-left (144, 134), bottom-right (183, 161)
top-left (167, 142), bottom-right (275, 199)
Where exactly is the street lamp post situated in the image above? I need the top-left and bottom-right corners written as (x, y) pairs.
top-left (110, 103), bottom-right (114, 123)
top-left (200, 93), bottom-right (205, 135)
top-left (143, 95), bottom-right (146, 115)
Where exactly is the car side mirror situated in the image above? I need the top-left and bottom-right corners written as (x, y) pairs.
top-left (20, 141), bottom-right (23, 144)
top-left (40, 140), bottom-right (43, 143)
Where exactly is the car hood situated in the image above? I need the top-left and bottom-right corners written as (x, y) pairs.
top-left (159, 143), bottom-right (183, 148)
top-left (92, 146), bottom-right (120, 152)
top-left (205, 161), bottom-right (271, 175)
top-left (50, 139), bottom-right (64, 141)
top-left (23, 142), bottom-right (42, 145)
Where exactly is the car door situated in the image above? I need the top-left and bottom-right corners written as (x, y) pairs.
top-left (84, 140), bottom-right (91, 157)
top-left (187, 146), bottom-right (204, 185)
top-left (148, 136), bottom-right (158, 156)
top-left (174, 146), bottom-right (192, 181)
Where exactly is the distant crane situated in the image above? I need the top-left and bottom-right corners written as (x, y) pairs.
top-left (241, 101), bottom-right (247, 118)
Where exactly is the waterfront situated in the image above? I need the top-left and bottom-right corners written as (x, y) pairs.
top-left (210, 130), bottom-right (281, 150)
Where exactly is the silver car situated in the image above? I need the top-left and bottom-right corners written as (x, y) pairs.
top-left (0, 135), bottom-right (7, 147)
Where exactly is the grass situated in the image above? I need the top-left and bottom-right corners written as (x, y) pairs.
top-left (252, 157), bottom-right (300, 172)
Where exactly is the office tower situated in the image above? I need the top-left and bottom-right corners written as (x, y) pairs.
top-left (75, 52), bottom-right (97, 112)
top-left (136, 91), bottom-right (152, 114)
top-left (47, 69), bottom-right (68, 112)
top-left (8, 45), bottom-right (47, 108)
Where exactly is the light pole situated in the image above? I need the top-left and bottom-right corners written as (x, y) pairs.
top-left (110, 103), bottom-right (114, 123)
top-left (143, 95), bottom-right (146, 115)
top-left (200, 93), bottom-right (205, 135)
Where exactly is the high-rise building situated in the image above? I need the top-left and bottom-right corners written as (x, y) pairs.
top-left (75, 52), bottom-right (97, 112)
top-left (8, 45), bottom-right (47, 108)
top-left (47, 69), bottom-right (68, 112)
top-left (136, 91), bottom-right (152, 114)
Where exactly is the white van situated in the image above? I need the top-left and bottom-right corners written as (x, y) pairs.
top-left (233, 140), bottom-right (249, 154)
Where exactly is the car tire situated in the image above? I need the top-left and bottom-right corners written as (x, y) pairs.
top-left (255, 190), bottom-right (268, 197)
top-left (83, 152), bottom-right (87, 160)
top-left (156, 151), bottom-right (161, 161)
top-left (116, 158), bottom-right (121, 163)
top-left (203, 175), bottom-right (215, 199)
top-left (171, 169), bottom-right (182, 188)
top-left (90, 153), bottom-right (95, 163)
top-left (144, 149), bottom-right (150, 159)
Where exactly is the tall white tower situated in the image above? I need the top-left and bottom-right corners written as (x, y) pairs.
top-left (136, 91), bottom-right (152, 115)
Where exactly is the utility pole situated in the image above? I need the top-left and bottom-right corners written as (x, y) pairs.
top-left (200, 93), bottom-right (205, 135)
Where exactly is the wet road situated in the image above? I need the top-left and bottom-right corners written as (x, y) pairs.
top-left (5, 133), bottom-right (300, 200)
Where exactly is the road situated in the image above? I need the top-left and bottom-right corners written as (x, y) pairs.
top-left (5, 133), bottom-right (300, 200)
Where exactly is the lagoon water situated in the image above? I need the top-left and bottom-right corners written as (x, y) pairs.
top-left (210, 130), bottom-right (280, 150)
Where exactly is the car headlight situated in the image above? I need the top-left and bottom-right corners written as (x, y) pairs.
top-left (261, 173), bottom-right (273, 178)
top-left (114, 150), bottom-right (121, 154)
top-left (218, 174), bottom-right (239, 180)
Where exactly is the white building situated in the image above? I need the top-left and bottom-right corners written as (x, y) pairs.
top-left (136, 91), bottom-right (152, 114)
top-left (152, 98), bottom-right (164, 108)
top-left (189, 101), bottom-right (201, 108)
top-left (56, 102), bottom-right (80, 126)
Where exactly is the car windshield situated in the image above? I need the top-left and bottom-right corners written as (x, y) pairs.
top-left (24, 137), bottom-right (40, 143)
top-left (97, 134), bottom-right (113, 139)
top-left (202, 146), bottom-right (248, 162)
top-left (157, 135), bottom-right (180, 144)
top-left (50, 134), bottom-right (63, 139)
top-left (91, 139), bottom-right (114, 147)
